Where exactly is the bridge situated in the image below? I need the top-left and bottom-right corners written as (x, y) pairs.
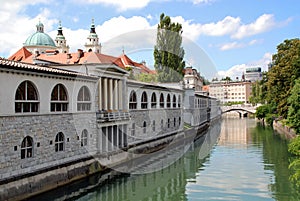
top-left (221, 105), bottom-right (257, 115)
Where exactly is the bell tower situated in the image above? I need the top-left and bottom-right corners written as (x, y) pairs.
top-left (55, 21), bottom-right (69, 53)
top-left (84, 19), bottom-right (101, 53)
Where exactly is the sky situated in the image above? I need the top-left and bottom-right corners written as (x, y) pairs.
top-left (0, 0), bottom-right (299, 80)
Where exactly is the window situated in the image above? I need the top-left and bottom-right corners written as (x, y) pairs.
top-left (143, 121), bottom-right (147, 134)
top-left (173, 95), bottom-right (176, 108)
top-left (152, 120), bottom-right (156, 131)
top-left (151, 92), bottom-right (157, 108)
top-left (141, 91), bottom-right (148, 109)
top-left (174, 118), bottom-right (176, 127)
top-left (161, 119), bottom-right (164, 129)
top-left (15, 81), bottom-right (39, 113)
top-left (178, 95), bottom-right (181, 108)
top-left (77, 86), bottom-right (91, 111)
top-left (179, 117), bottom-right (181, 126)
top-left (131, 123), bottom-right (135, 136)
top-left (167, 94), bottom-right (171, 108)
top-left (21, 136), bottom-right (33, 159)
top-left (81, 129), bottom-right (88, 146)
top-left (55, 132), bottom-right (64, 152)
top-left (51, 84), bottom-right (68, 112)
top-left (159, 93), bottom-right (164, 108)
top-left (129, 90), bottom-right (137, 109)
top-left (167, 119), bottom-right (170, 128)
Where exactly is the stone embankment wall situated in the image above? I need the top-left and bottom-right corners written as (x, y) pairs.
top-left (273, 120), bottom-right (297, 139)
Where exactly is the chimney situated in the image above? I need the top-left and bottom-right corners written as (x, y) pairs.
top-left (67, 53), bottom-right (72, 59)
top-left (77, 49), bottom-right (83, 59)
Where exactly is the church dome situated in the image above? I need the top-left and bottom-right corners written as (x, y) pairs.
top-left (24, 21), bottom-right (56, 48)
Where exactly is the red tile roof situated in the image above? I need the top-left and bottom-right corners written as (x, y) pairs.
top-left (8, 47), bottom-right (154, 74)
top-left (8, 47), bottom-right (32, 61)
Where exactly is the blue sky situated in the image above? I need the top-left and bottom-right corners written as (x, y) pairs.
top-left (1, 0), bottom-right (299, 79)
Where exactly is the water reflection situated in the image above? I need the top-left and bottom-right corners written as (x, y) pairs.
top-left (30, 118), bottom-right (300, 201)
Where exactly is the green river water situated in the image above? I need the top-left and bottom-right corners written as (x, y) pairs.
top-left (31, 118), bottom-right (300, 201)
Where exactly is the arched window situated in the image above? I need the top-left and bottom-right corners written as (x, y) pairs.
top-left (159, 93), bottom-right (164, 108)
top-left (51, 84), bottom-right (68, 112)
top-left (129, 91), bottom-right (137, 109)
top-left (166, 94), bottom-right (171, 108)
top-left (77, 86), bottom-right (91, 111)
top-left (143, 121), bottom-right (147, 134)
top-left (151, 92), bottom-right (157, 108)
top-left (173, 95), bottom-right (177, 108)
top-left (174, 117), bottom-right (176, 127)
top-left (178, 95), bottom-right (181, 108)
top-left (15, 81), bottom-right (39, 113)
top-left (21, 136), bottom-right (33, 159)
top-left (81, 129), bottom-right (88, 146)
top-left (167, 118), bottom-right (170, 128)
top-left (141, 91), bottom-right (148, 109)
top-left (55, 132), bottom-right (64, 152)
top-left (131, 123), bottom-right (135, 136)
top-left (152, 120), bottom-right (156, 131)
top-left (161, 119), bottom-right (164, 129)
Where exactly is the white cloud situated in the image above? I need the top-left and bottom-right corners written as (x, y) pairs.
top-left (80, 0), bottom-right (151, 11)
top-left (171, 14), bottom-right (289, 42)
top-left (232, 14), bottom-right (276, 39)
top-left (0, 1), bottom-right (57, 57)
top-left (192, 0), bottom-right (215, 4)
top-left (219, 42), bottom-right (244, 51)
top-left (219, 39), bottom-right (263, 51)
top-left (216, 52), bottom-right (272, 79)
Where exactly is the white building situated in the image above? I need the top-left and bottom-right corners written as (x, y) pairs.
top-left (245, 67), bottom-right (262, 82)
top-left (183, 67), bottom-right (203, 91)
top-left (209, 81), bottom-right (252, 104)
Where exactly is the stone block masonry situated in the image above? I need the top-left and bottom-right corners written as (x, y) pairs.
top-left (0, 113), bottom-right (97, 182)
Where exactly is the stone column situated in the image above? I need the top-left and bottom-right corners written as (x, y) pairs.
top-left (114, 79), bottom-right (118, 110)
top-left (118, 80), bottom-right (123, 111)
top-left (103, 78), bottom-right (107, 110)
top-left (98, 78), bottom-right (102, 110)
top-left (108, 79), bottom-right (113, 110)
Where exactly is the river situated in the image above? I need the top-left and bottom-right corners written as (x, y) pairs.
top-left (30, 118), bottom-right (300, 201)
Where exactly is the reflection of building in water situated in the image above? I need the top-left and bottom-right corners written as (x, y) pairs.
top-left (218, 118), bottom-right (253, 146)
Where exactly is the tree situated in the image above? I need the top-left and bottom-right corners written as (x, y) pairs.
top-left (221, 76), bottom-right (232, 81)
top-left (287, 78), bottom-right (300, 134)
top-left (267, 38), bottom-right (300, 118)
top-left (288, 136), bottom-right (300, 187)
top-left (154, 13), bottom-right (185, 82)
top-left (135, 73), bottom-right (158, 83)
top-left (249, 71), bottom-right (268, 105)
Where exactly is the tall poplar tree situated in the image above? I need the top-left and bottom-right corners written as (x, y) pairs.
top-left (154, 13), bottom-right (185, 82)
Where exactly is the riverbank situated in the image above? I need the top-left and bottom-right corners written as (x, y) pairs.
top-left (0, 120), bottom-right (214, 201)
top-left (273, 120), bottom-right (297, 139)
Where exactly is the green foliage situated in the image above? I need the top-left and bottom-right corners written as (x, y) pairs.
top-left (135, 73), bottom-right (158, 83)
top-left (287, 78), bottom-right (300, 134)
top-left (289, 136), bottom-right (300, 156)
top-left (288, 136), bottom-right (300, 187)
top-left (255, 104), bottom-right (270, 120)
top-left (154, 13), bottom-right (185, 83)
top-left (220, 76), bottom-right (232, 81)
top-left (222, 101), bottom-right (244, 106)
top-left (249, 72), bottom-right (268, 105)
top-left (267, 38), bottom-right (300, 118)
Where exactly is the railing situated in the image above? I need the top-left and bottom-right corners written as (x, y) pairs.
top-left (96, 110), bottom-right (131, 122)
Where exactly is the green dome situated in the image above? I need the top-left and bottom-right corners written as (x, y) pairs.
top-left (24, 32), bottom-right (56, 47)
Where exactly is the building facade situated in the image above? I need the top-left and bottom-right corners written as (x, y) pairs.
top-left (209, 81), bottom-right (252, 104)
top-left (244, 67), bottom-right (262, 82)
top-left (183, 67), bottom-right (203, 91)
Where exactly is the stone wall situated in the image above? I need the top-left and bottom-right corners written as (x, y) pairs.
top-left (0, 112), bottom-right (97, 181)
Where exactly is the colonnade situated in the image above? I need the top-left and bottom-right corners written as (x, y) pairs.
top-left (98, 77), bottom-right (124, 111)
top-left (100, 124), bottom-right (127, 152)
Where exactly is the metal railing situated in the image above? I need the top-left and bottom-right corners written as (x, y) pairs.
top-left (96, 110), bottom-right (131, 122)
